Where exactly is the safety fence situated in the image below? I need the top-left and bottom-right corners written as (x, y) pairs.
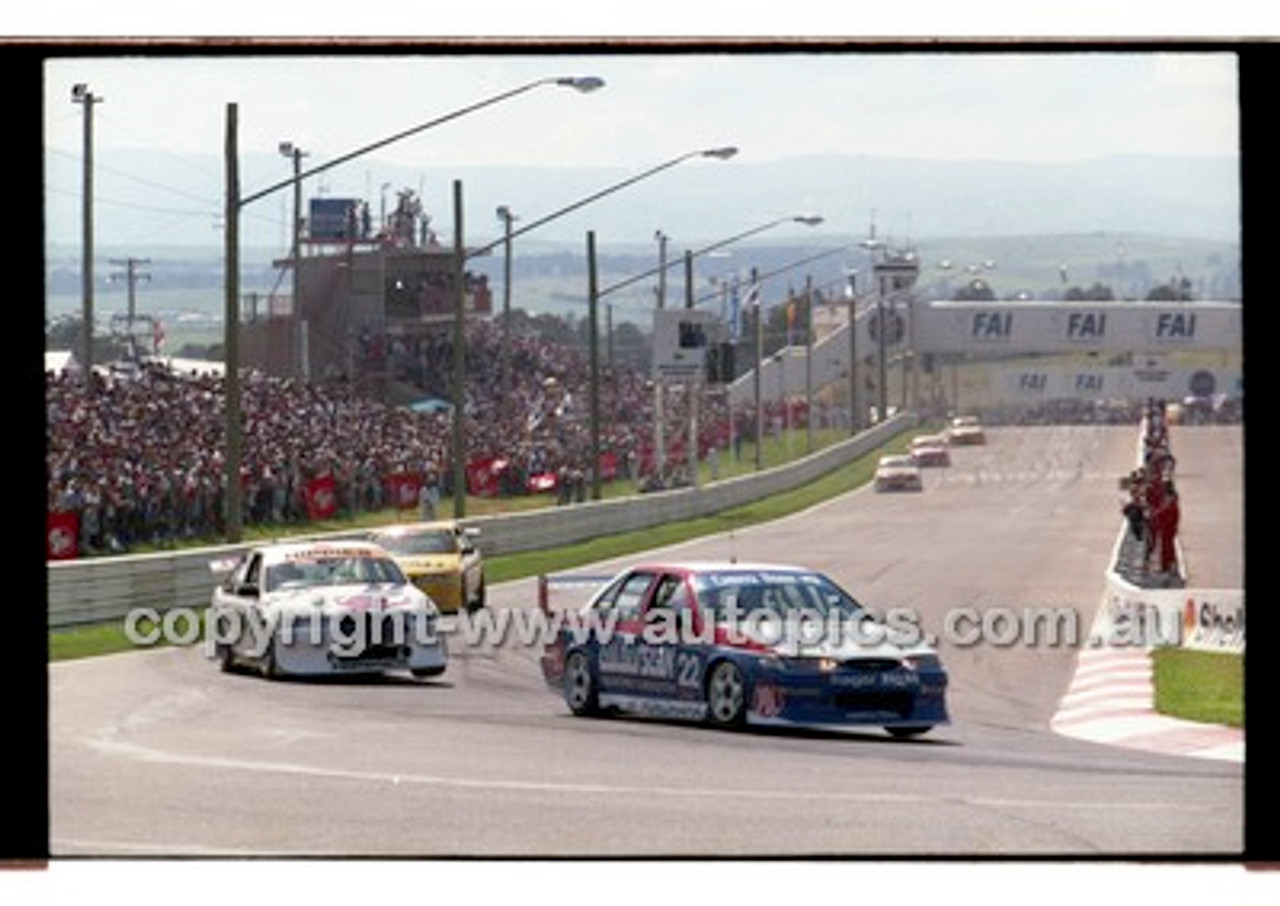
top-left (47, 415), bottom-right (915, 629)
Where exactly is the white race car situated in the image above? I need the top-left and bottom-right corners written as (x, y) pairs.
top-left (946, 415), bottom-right (986, 446)
top-left (874, 454), bottom-right (924, 492)
top-left (208, 540), bottom-right (447, 679)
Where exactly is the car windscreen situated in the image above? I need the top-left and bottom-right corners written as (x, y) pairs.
top-left (265, 555), bottom-right (407, 592)
top-left (691, 570), bottom-right (865, 623)
top-left (374, 531), bottom-right (459, 556)
top-left (880, 456), bottom-right (914, 468)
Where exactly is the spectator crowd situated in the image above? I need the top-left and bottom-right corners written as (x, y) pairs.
top-left (48, 313), bottom-right (1236, 561)
top-left (1119, 398), bottom-right (1183, 587)
top-left (46, 319), bottom-right (777, 557)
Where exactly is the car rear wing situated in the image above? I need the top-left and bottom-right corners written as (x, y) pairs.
top-left (207, 555), bottom-right (242, 581)
top-left (537, 572), bottom-right (615, 615)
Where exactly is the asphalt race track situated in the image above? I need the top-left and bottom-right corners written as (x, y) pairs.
top-left (49, 424), bottom-right (1244, 857)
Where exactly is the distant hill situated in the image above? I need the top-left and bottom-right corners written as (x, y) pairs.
top-left (44, 148), bottom-right (1240, 254)
top-left (45, 147), bottom-right (1241, 323)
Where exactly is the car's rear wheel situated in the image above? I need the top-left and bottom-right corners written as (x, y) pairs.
top-left (706, 660), bottom-right (747, 728)
top-left (412, 665), bottom-right (446, 680)
top-left (563, 650), bottom-right (600, 716)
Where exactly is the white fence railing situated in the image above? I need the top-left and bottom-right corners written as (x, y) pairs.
top-left (48, 415), bottom-right (914, 629)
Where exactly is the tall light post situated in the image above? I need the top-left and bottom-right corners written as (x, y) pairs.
top-left (450, 145), bottom-right (739, 514)
top-left (278, 141), bottom-right (308, 378)
top-left (653, 230), bottom-right (669, 476)
top-left (846, 268), bottom-right (859, 433)
top-left (496, 204), bottom-right (518, 417)
top-left (693, 241), bottom-right (858, 467)
top-left (598, 214), bottom-right (822, 476)
top-left (223, 74), bottom-right (604, 542)
top-left (804, 273), bottom-right (814, 453)
top-left (71, 83), bottom-right (102, 382)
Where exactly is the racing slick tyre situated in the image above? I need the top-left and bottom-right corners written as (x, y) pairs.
top-left (216, 642), bottom-right (237, 674)
top-left (466, 579), bottom-right (486, 613)
top-left (412, 665), bottom-right (446, 680)
top-left (563, 650), bottom-right (601, 717)
top-left (260, 632), bottom-right (286, 680)
top-left (886, 725), bottom-right (932, 739)
top-left (706, 660), bottom-right (747, 728)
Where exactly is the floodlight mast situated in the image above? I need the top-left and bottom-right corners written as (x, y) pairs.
top-left (222, 75), bottom-right (605, 541)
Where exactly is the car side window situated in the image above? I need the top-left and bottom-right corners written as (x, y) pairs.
top-left (595, 571), bottom-right (656, 618)
top-left (241, 554), bottom-right (263, 594)
top-left (648, 574), bottom-right (691, 614)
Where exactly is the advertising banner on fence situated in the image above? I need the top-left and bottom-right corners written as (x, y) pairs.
top-left (912, 301), bottom-right (1242, 355)
top-left (47, 511), bottom-right (80, 561)
top-left (997, 364), bottom-right (1242, 403)
top-left (1096, 579), bottom-right (1244, 653)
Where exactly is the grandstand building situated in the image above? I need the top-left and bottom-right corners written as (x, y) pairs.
top-left (242, 188), bottom-right (492, 400)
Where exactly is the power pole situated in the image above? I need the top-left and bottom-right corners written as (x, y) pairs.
top-left (72, 83), bottom-right (102, 381)
top-left (109, 257), bottom-right (151, 328)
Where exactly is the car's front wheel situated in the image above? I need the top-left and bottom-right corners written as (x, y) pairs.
top-left (467, 577), bottom-right (486, 613)
top-left (706, 660), bottom-right (747, 728)
top-left (563, 650), bottom-right (600, 717)
top-left (260, 632), bottom-right (285, 680)
top-left (216, 642), bottom-right (237, 673)
top-left (412, 665), bottom-right (446, 680)
top-left (887, 725), bottom-right (932, 739)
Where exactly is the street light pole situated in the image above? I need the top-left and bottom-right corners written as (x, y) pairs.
top-left (847, 270), bottom-right (859, 434)
top-left (223, 103), bottom-right (243, 540)
top-left (654, 230), bottom-right (668, 478)
top-left (279, 141), bottom-right (308, 377)
top-left (753, 266), bottom-right (764, 471)
top-left (588, 231), bottom-right (602, 500)
top-left (805, 273), bottom-right (814, 454)
top-left (451, 181), bottom-right (469, 518)
top-left (222, 75), bottom-right (603, 541)
top-left (496, 204), bottom-right (518, 418)
top-left (72, 83), bottom-right (101, 382)
top-left (597, 214), bottom-right (821, 477)
top-left (452, 147), bottom-right (739, 512)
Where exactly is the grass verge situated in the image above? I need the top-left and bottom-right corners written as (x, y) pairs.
top-left (1151, 647), bottom-right (1244, 728)
top-left (49, 427), bottom-right (916, 662)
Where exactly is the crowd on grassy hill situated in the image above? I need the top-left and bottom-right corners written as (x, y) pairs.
top-left (46, 320), bottom-right (784, 556)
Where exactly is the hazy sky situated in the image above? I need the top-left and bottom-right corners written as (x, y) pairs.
top-left (44, 50), bottom-right (1239, 170)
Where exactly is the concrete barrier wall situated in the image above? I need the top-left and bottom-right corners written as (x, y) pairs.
top-left (48, 415), bottom-right (914, 629)
top-left (1088, 418), bottom-right (1245, 653)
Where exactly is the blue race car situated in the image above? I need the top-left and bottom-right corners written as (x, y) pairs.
top-left (539, 561), bottom-right (948, 738)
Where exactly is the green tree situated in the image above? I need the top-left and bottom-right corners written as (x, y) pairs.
top-left (1146, 277), bottom-right (1193, 301)
top-left (1064, 282), bottom-right (1115, 301)
top-left (954, 278), bottom-right (996, 301)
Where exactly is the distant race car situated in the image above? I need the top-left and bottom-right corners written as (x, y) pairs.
top-left (874, 454), bottom-right (924, 492)
top-left (909, 434), bottom-right (952, 468)
top-left (539, 561), bottom-right (949, 738)
top-left (208, 540), bottom-right (446, 679)
top-left (946, 415), bottom-right (986, 446)
top-left (368, 521), bottom-right (485, 614)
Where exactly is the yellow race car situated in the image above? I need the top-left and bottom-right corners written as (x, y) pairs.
top-left (368, 521), bottom-right (485, 614)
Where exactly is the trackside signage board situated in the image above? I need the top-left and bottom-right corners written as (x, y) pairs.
top-left (997, 365), bottom-right (1242, 401)
top-left (911, 301), bottom-right (1241, 354)
top-left (652, 309), bottom-right (725, 381)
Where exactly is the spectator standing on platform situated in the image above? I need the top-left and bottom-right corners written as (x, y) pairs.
top-left (1151, 481), bottom-right (1181, 577)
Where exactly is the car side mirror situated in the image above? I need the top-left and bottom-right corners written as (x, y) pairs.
top-left (236, 583), bottom-right (260, 598)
